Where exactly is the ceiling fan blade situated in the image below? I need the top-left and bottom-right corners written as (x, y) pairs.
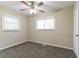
top-left (38, 9), bottom-right (45, 13)
top-left (20, 1), bottom-right (29, 6)
top-left (20, 9), bottom-right (27, 11)
top-left (37, 2), bottom-right (44, 7)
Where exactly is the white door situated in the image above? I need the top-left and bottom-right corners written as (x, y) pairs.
top-left (73, 2), bottom-right (79, 57)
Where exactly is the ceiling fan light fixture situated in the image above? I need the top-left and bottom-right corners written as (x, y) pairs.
top-left (20, 1), bottom-right (45, 15)
top-left (30, 9), bottom-right (37, 15)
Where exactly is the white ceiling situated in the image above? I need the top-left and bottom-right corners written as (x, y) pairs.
top-left (0, 1), bottom-right (75, 16)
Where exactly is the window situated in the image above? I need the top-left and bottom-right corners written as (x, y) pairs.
top-left (36, 17), bottom-right (56, 30)
top-left (2, 14), bottom-right (20, 31)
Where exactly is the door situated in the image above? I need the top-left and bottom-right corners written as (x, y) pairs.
top-left (73, 2), bottom-right (79, 57)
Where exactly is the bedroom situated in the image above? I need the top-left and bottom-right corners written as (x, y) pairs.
top-left (0, 0), bottom-right (78, 58)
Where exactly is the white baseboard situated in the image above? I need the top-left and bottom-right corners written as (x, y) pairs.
top-left (0, 40), bottom-right (28, 51)
top-left (28, 40), bottom-right (73, 50)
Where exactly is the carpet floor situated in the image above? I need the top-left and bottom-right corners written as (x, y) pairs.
top-left (0, 41), bottom-right (76, 58)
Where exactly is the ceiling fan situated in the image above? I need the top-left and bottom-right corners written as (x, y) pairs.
top-left (20, 1), bottom-right (45, 15)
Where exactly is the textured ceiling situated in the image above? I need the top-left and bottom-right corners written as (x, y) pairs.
top-left (0, 1), bottom-right (75, 16)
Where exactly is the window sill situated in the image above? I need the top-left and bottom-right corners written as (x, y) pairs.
top-left (36, 29), bottom-right (55, 31)
top-left (2, 30), bottom-right (20, 32)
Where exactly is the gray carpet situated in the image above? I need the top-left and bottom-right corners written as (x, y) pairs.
top-left (0, 41), bottom-right (76, 58)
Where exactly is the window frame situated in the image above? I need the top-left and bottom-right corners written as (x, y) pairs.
top-left (2, 14), bottom-right (20, 32)
top-left (36, 17), bottom-right (56, 31)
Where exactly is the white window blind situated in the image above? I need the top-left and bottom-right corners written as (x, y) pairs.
top-left (2, 14), bottom-right (20, 31)
top-left (36, 17), bottom-right (56, 30)
top-left (36, 20), bottom-right (44, 29)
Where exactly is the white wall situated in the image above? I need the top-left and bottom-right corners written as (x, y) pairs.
top-left (0, 6), bottom-right (29, 50)
top-left (28, 6), bottom-right (73, 49)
